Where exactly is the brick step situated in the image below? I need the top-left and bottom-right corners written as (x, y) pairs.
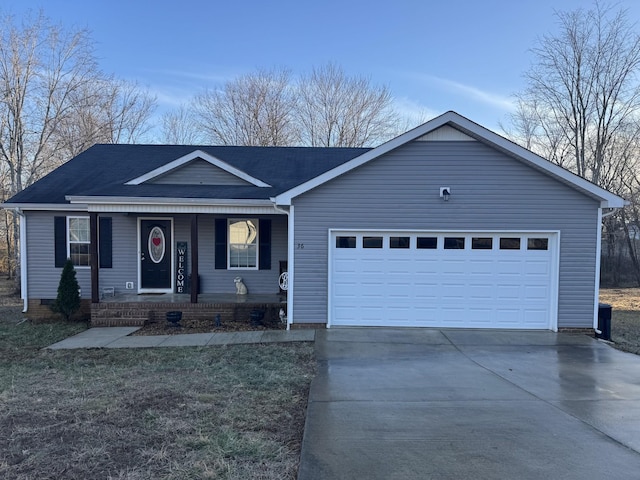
top-left (91, 317), bottom-right (148, 327)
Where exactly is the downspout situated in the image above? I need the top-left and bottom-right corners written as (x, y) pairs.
top-left (594, 208), bottom-right (617, 334)
top-left (272, 203), bottom-right (293, 330)
top-left (15, 209), bottom-right (27, 313)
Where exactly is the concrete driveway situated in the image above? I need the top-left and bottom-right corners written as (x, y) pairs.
top-left (298, 329), bottom-right (640, 480)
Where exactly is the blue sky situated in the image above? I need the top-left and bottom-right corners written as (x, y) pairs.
top-left (4, 0), bottom-right (640, 139)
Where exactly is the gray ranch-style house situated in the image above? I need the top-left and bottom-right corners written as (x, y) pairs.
top-left (3, 111), bottom-right (625, 331)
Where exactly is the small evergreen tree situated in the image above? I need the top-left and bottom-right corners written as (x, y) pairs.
top-left (51, 259), bottom-right (81, 321)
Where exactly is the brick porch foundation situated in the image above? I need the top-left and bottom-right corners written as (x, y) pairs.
top-left (90, 301), bottom-right (284, 327)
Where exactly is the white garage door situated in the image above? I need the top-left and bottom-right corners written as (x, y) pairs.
top-left (329, 231), bottom-right (558, 329)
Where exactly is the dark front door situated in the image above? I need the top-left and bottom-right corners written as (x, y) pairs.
top-left (140, 219), bottom-right (172, 290)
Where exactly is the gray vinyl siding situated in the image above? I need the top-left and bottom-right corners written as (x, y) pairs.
top-left (96, 214), bottom-right (138, 292)
top-left (26, 212), bottom-right (139, 299)
top-left (198, 215), bottom-right (287, 294)
top-left (26, 211), bottom-right (94, 299)
top-left (292, 140), bottom-right (600, 328)
top-left (24, 212), bottom-right (286, 301)
top-left (150, 159), bottom-right (252, 185)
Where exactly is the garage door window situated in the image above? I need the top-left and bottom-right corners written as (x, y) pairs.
top-left (336, 236), bottom-right (356, 248)
top-left (472, 237), bottom-right (493, 250)
top-left (363, 236), bottom-right (383, 248)
top-left (500, 237), bottom-right (521, 250)
top-left (528, 238), bottom-right (549, 250)
top-left (417, 237), bottom-right (438, 249)
top-left (444, 237), bottom-right (465, 249)
top-left (390, 236), bottom-right (410, 249)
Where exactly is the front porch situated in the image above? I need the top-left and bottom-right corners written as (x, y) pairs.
top-left (91, 292), bottom-right (287, 328)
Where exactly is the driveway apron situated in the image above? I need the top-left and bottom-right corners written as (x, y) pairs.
top-left (298, 328), bottom-right (640, 480)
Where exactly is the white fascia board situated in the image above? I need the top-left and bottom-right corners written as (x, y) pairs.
top-left (66, 195), bottom-right (274, 206)
top-left (124, 149), bottom-right (271, 187)
top-left (274, 111), bottom-right (626, 209)
top-left (87, 204), bottom-right (280, 214)
top-left (1, 203), bottom-right (88, 211)
top-left (65, 196), bottom-right (281, 215)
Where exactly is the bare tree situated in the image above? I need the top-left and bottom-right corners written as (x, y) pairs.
top-left (0, 11), bottom-right (156, 281)
top-left (297, 63), bottom-right (398, 147)
top-left (191, 68), bottom-right (298, 146)
top-left (161, 104), bottom-right (204, 145)
top-left (164, 63), bottom-right (403, 147)
top-left (505, 2), bottom-right (640, 286)
top-left (509, 2), bottom-right (640, 188)
top-left (0, 12), bottom-right (98, 281)
top-left (54, 77), bottom-right (156, 159)
top-left (0, 11), bottom-right (98, 195)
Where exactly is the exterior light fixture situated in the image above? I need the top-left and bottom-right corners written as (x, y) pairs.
top-left (440, 187), bottom-right (451, 201)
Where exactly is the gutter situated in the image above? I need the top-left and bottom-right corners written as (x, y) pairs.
top-left (10, 208), bottom-right (28, 313)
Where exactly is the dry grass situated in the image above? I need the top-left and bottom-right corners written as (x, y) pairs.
top-left (0, 278), bottom-right (315, 480)
top-left (599, 288), bottom-right (640, 355)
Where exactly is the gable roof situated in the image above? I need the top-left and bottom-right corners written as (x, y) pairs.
top-left (6, 144), bottom-right (370, 206)
top-left (5, 111), bottom-right (626, 210)
top-left (273, 111), bottom-right (626, 209)
top-left (125, 150), bottom-right (272, 187)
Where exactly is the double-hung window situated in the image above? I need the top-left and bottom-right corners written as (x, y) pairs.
top-left (228, 219), bottom-right (258, 269)
top-left (68, 216), bottom-right (90, 267)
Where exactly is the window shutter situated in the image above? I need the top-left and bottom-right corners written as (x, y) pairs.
top-left (259, 219), bottom-right (271, 270)
top-left (54, 216), bottom-right (67, 267)
top-left (99, 217), bottom-right (112, 268)
top-left (215, 218), bottom-right (227, 269)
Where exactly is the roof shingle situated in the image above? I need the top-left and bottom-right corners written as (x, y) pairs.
top-left (7, 144), bottom-right (371, 204)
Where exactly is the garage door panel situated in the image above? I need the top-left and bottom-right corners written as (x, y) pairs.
top-left (496, 284), bottom-right (522, 300)
top-left (525, 260), bottom-right (550, 275)
top-left (524, 285), bottom-right (549, 300)
top-left (496, 260), bottom-right (523, 274)
top-left (524, 309), bottom-right (549, 326)
top-left (468, 285), bottom-right (494, 299)
top-left (468, 313), bottom-right (494, 326)
top-left (331, 231), bottom-right (556, 329)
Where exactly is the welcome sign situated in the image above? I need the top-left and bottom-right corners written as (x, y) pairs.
top-left (176, 241), bottom-right (188, 293)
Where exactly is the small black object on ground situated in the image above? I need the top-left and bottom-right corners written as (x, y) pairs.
top-left (250, 309), bottom-right (265, 327)
top-left (166, 311), bottom-right (182, 328)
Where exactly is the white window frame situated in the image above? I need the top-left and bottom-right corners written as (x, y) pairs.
top-left (228, 218), bottom-right (259, 270)
top-left (67, 216), bottom-right (90, 268)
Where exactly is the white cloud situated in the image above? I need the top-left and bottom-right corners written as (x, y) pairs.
top-left (392, 97), bottom-right (441, 129)
top-left (140, 68), bottom-right (236, 85)
top-left (422, 74), bottom-right (516, 112)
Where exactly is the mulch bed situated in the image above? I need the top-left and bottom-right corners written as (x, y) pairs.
top-left (132, 316), bottom-right (286, 336)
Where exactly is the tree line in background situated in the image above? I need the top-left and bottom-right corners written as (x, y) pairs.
top-left (2, 2), bottom-right (640, 288)
top-left (0, 11), bottom-right (156, 280)
top-left (501, 1), bottom-right (640, 286)
top-left (162, 63), bottom-right (402, 148)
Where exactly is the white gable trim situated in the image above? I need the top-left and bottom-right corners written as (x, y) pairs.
top-left (274, 111), bottom-right (626, 208)
top-left (125, 150), bottom-right (271, 187)
top-left (416, 125), bottom-right (475, 141)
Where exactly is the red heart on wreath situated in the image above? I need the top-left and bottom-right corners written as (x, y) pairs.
top-left (152, 238), bottom-right (161, 246)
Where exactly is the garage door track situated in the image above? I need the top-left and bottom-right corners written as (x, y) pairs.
top-left (298, 329), bottom-right (640, 479)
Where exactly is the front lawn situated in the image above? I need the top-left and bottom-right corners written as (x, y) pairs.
top-left (599, 288), bottom-right (640, 355)
top-left (0, 305), bottom-right (315, 479)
